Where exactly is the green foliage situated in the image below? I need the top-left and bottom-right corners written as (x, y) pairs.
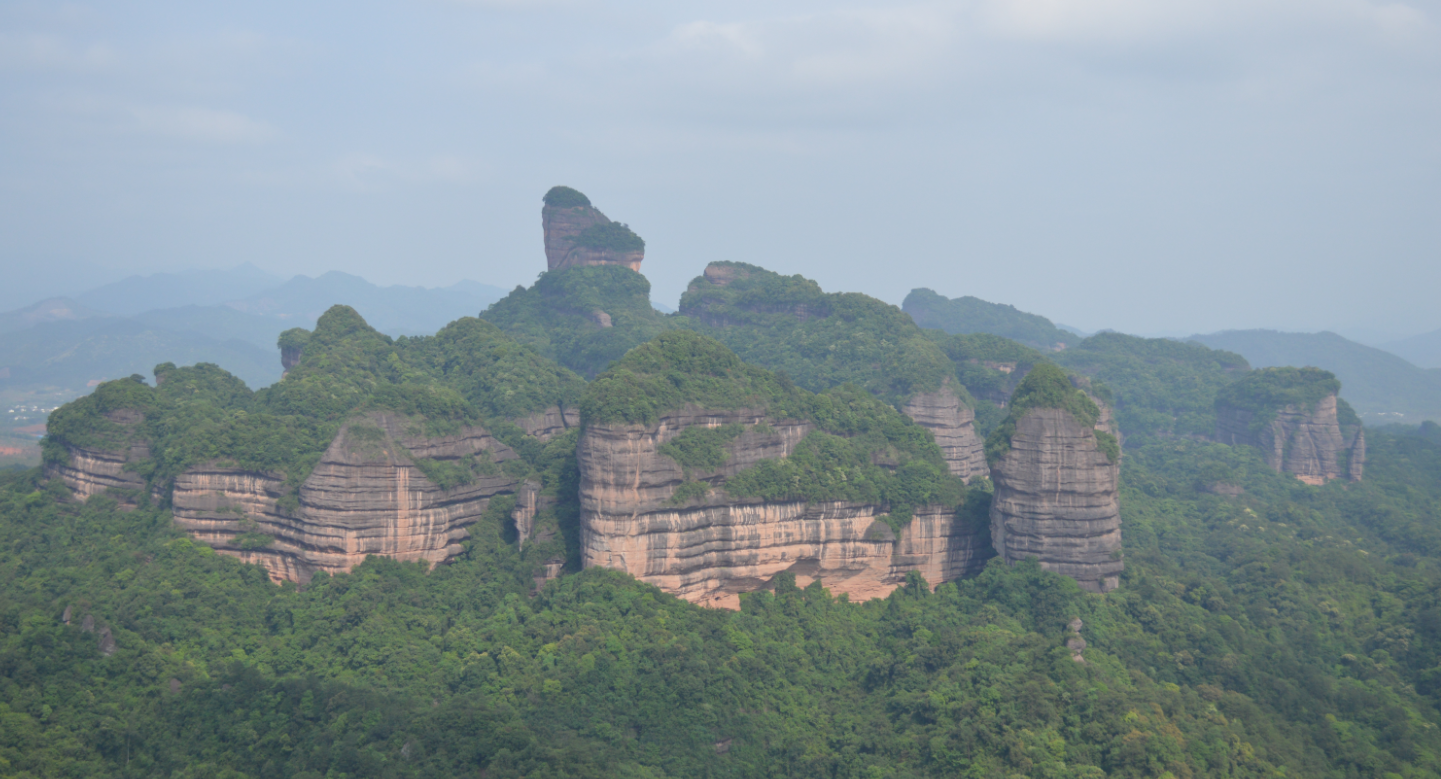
top-left (926, 330), bottom-right (1047, 407)
top-left (9, 423), bottom-right (1441, 777)
top-left (903, 287), bottom-right (1080, 350)
top-left (670, 480), bottom-right (711, 505)
top-left (574, 222), bottom-right (645, 252)
top-left (543, 185), bottom-right (591, 208)
top-left (680, 263), bottom-right (953, 403)
top-left (1217, 366), bottom-right (1346, 437)
top-left (43, 306), bottom-right (583, 503)
top-left (581, 331), bottom-right (809, 426)
top-left (985, 363), bottom-right (1116, 464)
top-left (411, 452), bottom-right (498, 491)
top-left (482, 265), bottom-right (677, 378)
top-left (1054, 332), bottom-right (1250, 439)
top-left (657, 423), bottom-right (746, 471)
top-left (276, 327), bottom-right (310, 351)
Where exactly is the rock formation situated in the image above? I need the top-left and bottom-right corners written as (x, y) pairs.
top-left (578, 407), bottom-right (991, 609)
top-left (987, 365), bottom-right (1123, 593)
top-left (43, 408), bottom-right (151, 509)
top-left (1214, 368), bottom-right (1364, 484)
top-left (542, 186), bottom-right (644, 273)
top-left (168, 412), bottom-right (531, 583)
top-left (1215, 395), bottom-right (1364, 485)
top-left (901, 379), bottom-right (989, 482)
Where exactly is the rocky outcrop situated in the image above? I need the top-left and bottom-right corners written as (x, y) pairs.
top-left (171, 412), bottom-right (531, 583)
top-left (578, 407), bottom-right (991, 608)
top-left (902, 380), bottom-right (989, 482)
top-left (1215, 394), bottom-right (1363, 485)
top-left (512, 405), bottom-right (578, 442)
top-left (989, 407), bottom-right (1123, 593)
top-left (45, 409), bottom-right (151, 509)
top-left (542, 189), bottom-right (643, 273)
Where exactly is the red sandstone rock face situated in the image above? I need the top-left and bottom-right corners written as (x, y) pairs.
top-left (1215, 393), bottom-right (1364, 484)
top-left (989, 407), bottom-right (1123, 593)
top-left (542, 204), bottom-right (643, 273)
top-left (578, 407), bottom-right (991, 608)
top-left (168, 412), bottom-right (531, 583)
top-left (902, 379), bottom-right (989, 483)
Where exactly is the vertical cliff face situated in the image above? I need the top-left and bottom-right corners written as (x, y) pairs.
top-left (986, 363), bottom-right (1122, 593)
top-left (1215, 394), bottom-right (1363, 484)
top-left (989, 407), bottom-right (1123, 593)
top-left (171, 412), bottom-right (528, 582)
top-left (578, 408), bottom-right (990, 609)
top-left (542, 187), bottom-right (644, 273)
top-left (902, 380), bottom-right (989, 482)
top-left (1213, 368), bottom-right (1363, 484)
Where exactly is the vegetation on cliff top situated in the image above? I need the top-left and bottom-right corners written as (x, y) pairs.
top-left (903, 286), bottom-right (1081, 351)
top-left (44, 305), bottom-right (585, 497)
top-left (6, 422), bottom-right (1441, 776)
top-left (482, 265), bottom-right (675, 378)
top-left (573, 222), bottom-right (645, 252)
top-left (542, 185), bottom-right (591, 208)
top-left (1054, 332), bottom-right (1250, 440)
top-left (584, 331), bottom-right (962, 513)
top-left (1215, 365), bottom-right (1343, 415)
top-left (680, 262), bottom-right (955, 404)
top-left (984, 362), bottom-right (1119, 464)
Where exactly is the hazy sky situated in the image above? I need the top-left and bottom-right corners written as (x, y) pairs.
top-left (2, 0), bottom-right (1438, 338)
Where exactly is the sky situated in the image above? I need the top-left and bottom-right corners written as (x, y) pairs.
top-left (1, 0), bottom-right (1438, 340)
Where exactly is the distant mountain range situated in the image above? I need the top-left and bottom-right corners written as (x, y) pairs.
top-left (1189, 329), bottom-right (1441, 424)
top-left (0, 266), bottom-right (509, 398)
top-left (1381, 328), bottom-right (1441, 370)
top-left (902, 288), bottom-right (1080, 351)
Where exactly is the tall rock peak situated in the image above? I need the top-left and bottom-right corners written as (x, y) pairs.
top-left (1214, 366), bottom-right (1364, 484)
top-left (542, 186), bottom-right (644, 273)
top-left (986, 364), bottom-right (1123, 593)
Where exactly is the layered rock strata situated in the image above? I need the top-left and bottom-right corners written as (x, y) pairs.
top-left (989, 407), bottom-right (1123, 593)
top-left (512, 405), bottom-right (579, 442)
top-left (579, 407), bottom-right (990, 608)
top-left (542, 200), bottom-right (643, 273)
top-left (171, 412), bottom-right (528, 583)
top-left (902, 380), bottom-right (989, 482)
top-left (1215, 394), bottom-right (1364, 484)
top-left (44, 409), bottom-right (151, 509)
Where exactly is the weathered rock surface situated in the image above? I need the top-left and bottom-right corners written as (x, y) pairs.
top-left (512, 405), bottom-right (578, 442)
top-left (171, 412), bottom-right (531, 583)
top-left (902, 380), bottom-right (989, 482)
top-left (579, 407), bottom-right (990, 608)
top-left (45, 409), bottom-right (151, 509)
top-left (543, 203), bottom-right (643, 273)
top-left (989, 407), bottom-right (1123, 593)
top-left (1215, 394), bottom-right (1364, 484)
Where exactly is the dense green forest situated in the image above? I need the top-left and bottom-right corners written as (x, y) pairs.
top-left (6, 262), bottom-right (1441, 777)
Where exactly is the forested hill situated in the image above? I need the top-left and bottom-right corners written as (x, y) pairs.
top-left (6, 259), bottom-right (1441, 777)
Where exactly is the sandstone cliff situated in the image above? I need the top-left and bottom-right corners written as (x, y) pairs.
top-left (986, 364), bottom-right (1123, 593)
top-left (1215, 393), bottom-right (1364, 485)
top-left (542, 187), bottom-right (644, 273)
top-left (170, 412), bottom-right (530, 583)
top-left (43, 408), bottom-right (150, 509)
top-left (578, 406), bottom-right (990, 608)
top-left (901, 379), bottom-right (989, 482)
top-left (989, 407), bottom-right (1123, 593)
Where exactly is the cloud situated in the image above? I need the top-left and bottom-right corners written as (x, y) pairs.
top-left (128, 106), bottom-right (277, 144)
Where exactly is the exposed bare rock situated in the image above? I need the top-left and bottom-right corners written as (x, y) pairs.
top-left (97, 626), bottom-right (116, 656)
top-left (579, 407), bottom-right (990, 608)
top-left (1215, 394), bottom-right (1363, 485)
top-left (172, 412), bottom-right (529, 583)
top-left (80, 613), bottom-right (94, 632)
top-left (542, 188), bottom-right (643, 272)
top-left (45, 409), bottom-right (150, 509)
top-left (512, 405), bottom-right (578, 442)
top-left (1067, 617), bottom-right (1087, 663)
top-left (902, 379), bottom-right (989, 482)
top-left (62, 605), bottom-right (72, 625)
top-left (989, 407), bottom-right (1123, 593)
